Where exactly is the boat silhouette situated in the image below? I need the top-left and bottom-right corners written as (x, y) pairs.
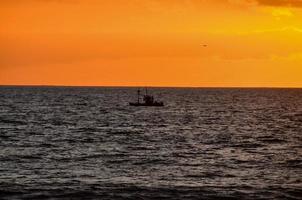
top-left (129, 89), bottom-right (164, 107)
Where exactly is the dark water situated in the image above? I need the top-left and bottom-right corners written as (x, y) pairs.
top-left (0, 86), bottom-right (301, 200)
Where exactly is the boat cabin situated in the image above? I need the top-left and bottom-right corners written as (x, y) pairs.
top-left (129, 89), bottom-right (164, 107)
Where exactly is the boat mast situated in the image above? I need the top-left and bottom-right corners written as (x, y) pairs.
top-left (137, 90), bottom-right (140, 104)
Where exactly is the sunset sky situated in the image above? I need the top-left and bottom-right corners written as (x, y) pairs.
top-left (1, 0), bottom-right (302, 87)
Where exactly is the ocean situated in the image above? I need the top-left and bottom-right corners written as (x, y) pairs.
top-left (0, 86), bottom-right (301, 199)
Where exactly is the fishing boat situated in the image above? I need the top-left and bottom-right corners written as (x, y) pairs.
top-left (129, 89), bottom-right (164, 107)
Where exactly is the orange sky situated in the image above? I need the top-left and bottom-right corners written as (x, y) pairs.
top-left (1, 0), bottom-right (302, 87)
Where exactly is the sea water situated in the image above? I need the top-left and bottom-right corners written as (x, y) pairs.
top-left (0, 86), bottom-right (301, 199)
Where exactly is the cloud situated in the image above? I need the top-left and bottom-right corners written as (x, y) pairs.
top-left (3, 0), bottom-right (301, 9)
top-left (271, 8), bottom-right (294, 18)
top-left (254, 0), bottom-right (302, 7)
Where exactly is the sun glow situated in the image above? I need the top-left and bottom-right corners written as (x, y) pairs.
top-left (1, 0), bottom-right (302, 87)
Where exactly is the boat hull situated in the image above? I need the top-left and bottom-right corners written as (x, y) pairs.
top-left (129, 102), bottom-right (164, 107)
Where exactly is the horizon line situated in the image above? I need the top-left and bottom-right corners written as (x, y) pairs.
top-left (0, 84), bottom-right (301, 89)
